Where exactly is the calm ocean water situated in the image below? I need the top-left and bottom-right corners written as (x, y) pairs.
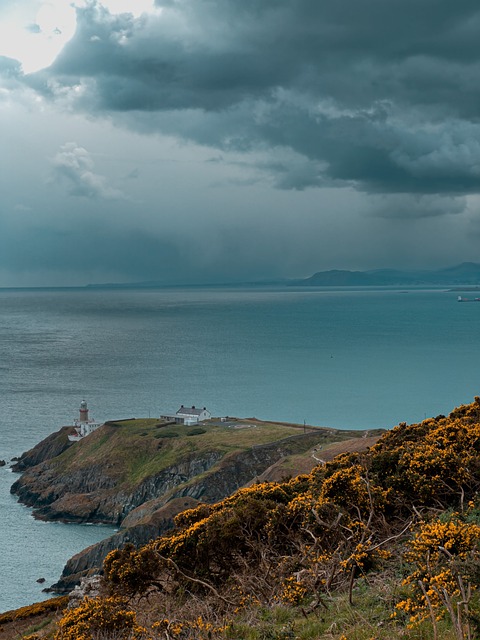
top-left (1, 285), bottom-right (480, 611)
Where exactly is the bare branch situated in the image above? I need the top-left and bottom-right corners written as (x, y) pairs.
top-left (156, 553), bottom-right (236, 607)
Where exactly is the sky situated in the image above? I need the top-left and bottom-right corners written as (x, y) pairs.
top-left (1, 0), bottom-right (480, 286)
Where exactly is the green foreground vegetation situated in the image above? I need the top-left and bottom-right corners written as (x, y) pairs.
top-left (5, 400), bottom-right (480, 639)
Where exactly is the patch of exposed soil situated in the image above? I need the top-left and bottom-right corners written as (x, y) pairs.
top-left (250, 435), bottom-right (381, 484)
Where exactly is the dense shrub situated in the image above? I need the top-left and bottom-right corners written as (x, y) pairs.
top-left (186, 428), bottom-right (207, 436)
top-left (104, 543), bottom-right (163, 597)
top-left (397, 512), bottom-right (480, 633)
top-left (55, 596), bottom-right (145, 640)
top-left (154, 431), bottom-right (180, 439)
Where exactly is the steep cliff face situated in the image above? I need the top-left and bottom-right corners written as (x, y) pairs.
top-left (11, 449), bottom-right (223, 525)
top-left (118, 452), bottom-right (223, 520)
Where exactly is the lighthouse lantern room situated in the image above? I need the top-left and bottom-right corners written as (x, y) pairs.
top-left (79, 400), bottom-right (89, 423)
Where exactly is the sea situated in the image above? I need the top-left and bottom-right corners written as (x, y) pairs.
top-left (1, 285), bottom-right (480, 612)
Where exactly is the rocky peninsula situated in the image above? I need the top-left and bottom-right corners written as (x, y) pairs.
top-left (10, 417), bottom-right (382, 593)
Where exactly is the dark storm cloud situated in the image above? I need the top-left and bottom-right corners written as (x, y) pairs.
top-left (25, 0), bottom-right (480, 208)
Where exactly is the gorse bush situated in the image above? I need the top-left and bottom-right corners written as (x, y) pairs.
top-left (104, 544), bottom-right (163, 597)
top-left (0, 596), bottom-right (69, 624)
top-left (55, 596), bottom-right (145, 640)
top-left (396, 511), bottom-right (480, 639)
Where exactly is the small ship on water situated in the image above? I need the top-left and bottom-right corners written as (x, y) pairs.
top-left (457, 295), bottom-right (480, 302)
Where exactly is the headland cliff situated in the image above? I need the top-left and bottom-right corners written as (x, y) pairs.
top-left (10, 417), bottom-right (381, 592)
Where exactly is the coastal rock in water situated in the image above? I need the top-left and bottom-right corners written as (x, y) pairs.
top-left (0, 460), bottom-right (5, 467)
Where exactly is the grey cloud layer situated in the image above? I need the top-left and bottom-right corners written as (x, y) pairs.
top-left (20, 0), bottom-right (480, 213)
top-left (51, 142), bottom-right (125, 199)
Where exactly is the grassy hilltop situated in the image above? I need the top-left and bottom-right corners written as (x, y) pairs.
top-left (5, 400), bottom-right (480, 639)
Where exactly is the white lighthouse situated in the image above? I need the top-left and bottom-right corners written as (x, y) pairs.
top-left (68, 400), bottom-right (102, 441)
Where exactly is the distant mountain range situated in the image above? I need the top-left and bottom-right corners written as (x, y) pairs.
top-left (293, 262), bottom-right (480, 287)
top-left (84, 263), bottom-right (480, 290)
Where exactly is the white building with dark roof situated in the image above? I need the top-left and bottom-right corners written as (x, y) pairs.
top-left (175, 405), bottom-right (211, 425)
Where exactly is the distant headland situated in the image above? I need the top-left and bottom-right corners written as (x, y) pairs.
top-left (293, 261), bottom-right (480, 287)
top-left (3, 262), bottom-right (480, 291)
top-left (83, 262), bottom-right (480, 290)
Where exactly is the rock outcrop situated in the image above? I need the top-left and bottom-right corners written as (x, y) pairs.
top-left (10, 427), bottom-right (74, 472)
